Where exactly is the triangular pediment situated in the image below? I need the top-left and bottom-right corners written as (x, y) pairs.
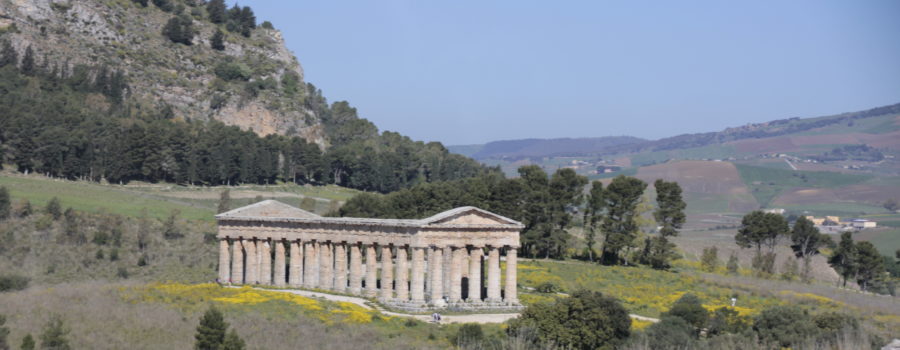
top-left (216, 200), bottom-right (320, 219)
top-left (420, 207), bottom-right (521, 226)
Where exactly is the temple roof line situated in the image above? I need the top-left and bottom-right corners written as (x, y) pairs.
top-left (215, 200), bottom-right (525, 229)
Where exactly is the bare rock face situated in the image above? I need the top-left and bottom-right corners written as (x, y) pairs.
top-left (0, 0), bottom-right (325, 146)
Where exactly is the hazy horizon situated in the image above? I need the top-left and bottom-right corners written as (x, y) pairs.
top-left (237, 0), bottom-right (900, 145)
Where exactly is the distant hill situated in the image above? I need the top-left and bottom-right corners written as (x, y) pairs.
top-left (449, 136), bottom-right (646, 160)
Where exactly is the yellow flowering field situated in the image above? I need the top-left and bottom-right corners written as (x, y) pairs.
top-left (121, 283), bottom-right (381, 325)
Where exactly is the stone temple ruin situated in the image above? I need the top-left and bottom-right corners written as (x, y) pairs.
top-left (216, 200), bottom-right (523, 311)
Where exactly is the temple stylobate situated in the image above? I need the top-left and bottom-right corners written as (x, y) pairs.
top-left (216, 200), bottom-right (523, 311)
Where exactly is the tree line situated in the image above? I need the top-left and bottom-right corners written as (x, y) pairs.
top-left (0, 45), bottom-right (490, 192)
top-left (338, 166), bottom-right (687, 268)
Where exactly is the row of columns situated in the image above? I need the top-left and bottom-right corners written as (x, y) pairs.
top-left (218, 238), bottom-right (518, 304)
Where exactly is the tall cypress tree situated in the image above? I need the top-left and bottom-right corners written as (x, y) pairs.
top-left (0, 40), bottom-right (17, 67)
top-left (600, 175), bottom-right (647, 265)
top-left (210, 29), bottom-right (225, 51)
top-left (21, 45), bottom-right (35, 75)
top-left (828, 232), bottom-right (856, 287)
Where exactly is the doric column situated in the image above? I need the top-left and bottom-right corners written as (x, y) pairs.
top-left (244, 239), bottom-right (258, 284)
top-left (218, 238), bottom-right (230, 283)
top-left (334, 242), bottom-right (347, 292)
top-left (289, 240), bottom-right (303, 286)
top-left (425, 247), bottom-right (434, 295)
top-left (430, 246), bottom-right (443, 302)
top-left (468, 247), bottom-right (483, 302)
top-left (449, 246), bottom-right (463, 302)
top-left (349, 243), bottom-right (362, 294)
top-left (319, 241), bottom-right (333, 290)
top-left (505, 247), bottom-right (518, 303)
top-left (461, 248), bottom-right (469, 279)
top-left (443, 246), bottom-right (452, 297)
top-left (231, 239), bottom-right (244, 284)
top-left (380, 245), bottom-right (393, 300)
top-left (487, 246), bottom-right (501, 301)
top-left (410, 247), bottom-right (425, 303)
top-left (304, 241), bottom-right (317, 288)
top-left (365, 244), bottom-right (378, 297)
top-left (274, 240), bottom-right (286, 286)
top-left (259, 240), bottom-right (272, 285)
top-left (395, 246), bottom-right (409, 301)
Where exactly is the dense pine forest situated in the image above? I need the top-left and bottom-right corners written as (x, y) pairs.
top-left (0, 43), bottom-right (492, 193)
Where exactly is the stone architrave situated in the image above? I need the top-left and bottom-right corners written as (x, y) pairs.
top-left (505, 247), bottom-right (518, 303)
top-left (289, 240), bottom-right (303, 286)
top-left (259, 240), bottom-right (272, 285)
top-left (430, 246), bottom-right (443, 302)
top-left (231, 239), bottom-right (244, 284)
top-left (349, 243), bottom-right (362, 294)
top-left (304, 241), bottom-right (317, 288)
top-left (486, 246), bottom-right (501, 301)
top-left (218, 239), bottom-right (230, 283)
top-left (334, 242), bottom-right (347, 292)
top-left (410, 247), bottom-right (425, 303)
top-left (449, 246), bottom-right (463, 302)
top-left (380, 245), bottom-right (393, 300)
top-left (274, 240), bottom-right (286, 286)
top-left (468, 247), bottom-right (483, 302)
top-left (395, 246), bottom-right (409, 301)
top-left (365, 244), bottom-right (378, 297)
top-left (245, 239), bottom-right (258, 284)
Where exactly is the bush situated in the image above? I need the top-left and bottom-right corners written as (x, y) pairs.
top-left (214, 62), bottom-right (251, 81)
top-left (452, 323), bottom-right (484, 348)
top-left (535, 281), bottom-right (560, 293)
top-left (643, 316), bottom-right (696, 350)
top-left (700, 246), bottom-right (718, 272)
top-left (752, 305), bottom-right (818, 348)
top-left (0, 186), bottom-right (10, 220)
top-left (508, 290), bottom-right (630, 350)
top-left (117, 267), bottom-right (129, 279)
top-left (664, 293), bottom-right (708, 333)
top-left (46, 197), bottom-right (62, 220)
top-left (708, 307), bottom-right (750, 336)
top-left (726, 252), bottom-right (739, 274)
top-left (39, 316), bottom-right (70, 350)
top-left (0, 274), bottom-right (29, 292)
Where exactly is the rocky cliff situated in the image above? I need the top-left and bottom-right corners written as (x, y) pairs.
top-left (0, 0), bottom-right (326, 146)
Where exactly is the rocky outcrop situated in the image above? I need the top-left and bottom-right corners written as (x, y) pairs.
top-left (0, 0), bottom-right (325, 146)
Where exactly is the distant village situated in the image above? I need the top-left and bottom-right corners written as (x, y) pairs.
top-left (763, 208), bottom-right (877, 234)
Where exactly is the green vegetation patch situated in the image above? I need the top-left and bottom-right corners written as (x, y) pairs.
top-left (734, 164), bottom-right (873, 208)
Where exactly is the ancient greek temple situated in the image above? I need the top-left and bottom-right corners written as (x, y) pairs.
top-left (215, 200), bottom-right (523, 311)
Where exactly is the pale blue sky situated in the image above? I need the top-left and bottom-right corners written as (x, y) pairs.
top-left (236, 1), bottom-right (900, 145)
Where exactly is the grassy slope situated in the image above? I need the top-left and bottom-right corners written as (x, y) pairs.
top-left (733, 164), bottom-right (875, 209)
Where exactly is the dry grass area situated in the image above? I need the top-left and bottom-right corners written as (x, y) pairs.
top-left (0, 282), bottom-right (446, 350)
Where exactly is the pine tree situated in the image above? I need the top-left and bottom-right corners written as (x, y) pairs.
top-left (21, 45), bottom-right (35, 75)
top-left (39, 316), bottom-right (70, 350)
top-left (828, 232), bottom-right (856, 288)
top-left (0, 40), bottom-right (17, 67)
top-left (654, 179), bottom-right (686, 237)
top-left (790, 216), bottom-right (826, 282)
top-left (582, 181), bottom-right (605, 262)
top-left (854, 241), bottom-right (885, 291)
top-left (0, 186), bottom-right (10, 220)
top-left (206, 0), bottom-right (226, 23)
top-left (221, 329), bottom-right (245, 350)
top-left (195, 307), bottom-right (228, 350)
top-left (600, 176), bottom-right (647, 265)
top-left (20, 334), bottom-right (35, 350)
top-left (210, 29), bottom-right (225, 51)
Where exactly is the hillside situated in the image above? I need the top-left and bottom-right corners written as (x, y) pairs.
top-left (449, 136), bottom-right (645, 160)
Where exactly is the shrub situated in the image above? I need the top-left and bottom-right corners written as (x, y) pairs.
top-left (700, 246), bottom-right (718, 272)
top-left (20, 334), bottom-right (35, 350)
top-left (535, 281), bottom-right (560, 293)
top-left (643, 316), bottom-right (696, 350)
top-left (39, 316), bottom-right (70, 350)
top-left (0, 186), bottom-right (9, 220)
top-left (117, 267), bottom-right (129, 279)
top-left (752, 305), bottom-right (818, 348)
top-left (46, 197), bottom-right (62, 220)
top-left (0, 314), bottom-right (8, 350)
top-left (452, 323), bottom-right (484, 348)
top-left (726, 252), bottom-right (739, 274)
top-left (0, 274), bottom-right (29, 292)
top-left (214, 62), bottom-right (251, 81)
top-left (18, 199), bottom-right (32, 217)
top-left (708, 307), bottom-right (750, 335)
top-left (508, 290), bottom-right (631, 350)
top-left (812, 312), bottom-right (858, 333)
top-left (664, 293), bottom-right (708, 333)
top-left (196, 307), bottom-right (228, 350)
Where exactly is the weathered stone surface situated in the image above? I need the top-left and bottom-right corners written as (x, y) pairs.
top-left (380, 245), bottom-right (393, 300)
top-left (505, 248), bottom-right (518, 303)
top-left (289, 240), bottom-right (302, 286)
top-left (334, 242), bottom-right (347, 292)
top-left (410, 247), bottom-right (425, 303)
top-left (487, 247), bottom-right (501, 302)
top-left (219, 239), bottom-right (230, 283)
top-left (274, 240), bottom-right (286, 286)
top-left (349, 243), bottom-right (362, 294)
top-left (231, 240), bottom-right (244, 284)
top-left (468, 247), bottom-right (483, 302)
top-left (430, 247), bottom-right (443, 302)
top-left (396, 247), bottom-right (409, 301)
top-left (365, 244), bottom-right (378, 297)
top-left (259, 240), bottom-right (272, 285)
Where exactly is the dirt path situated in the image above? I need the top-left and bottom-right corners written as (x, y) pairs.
top-left (255, 287), bottom-right (658, 324)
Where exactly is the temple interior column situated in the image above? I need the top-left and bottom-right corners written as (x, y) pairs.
top-left (246, 239), bottom-right (259, 284)
top-left (349, 243), bottom-right (362, 294)
top-left (430, 246), bottom-right (444, 302)
top-left (304, 241), bottom-right (317, 288)
top-left (334, 242), bottom-right (347, 292)
top-left (395, 246), bottom-right (409, 301)
top-left (380, 245), bottom-right (393, 300)
top-left (365, 244), bottom-right (378, 297)
top-left (289, 240), bottom-right (303, 287)
top-left (410, 247), bottom-right (425, 303)
top-left (449, 246), bottom-right (463, 302)
top-left (259, 239), bottom-right (272, 285)
top-left (274, 240), bottom-right (286, 286)
top-left (460, 247), bottom-right (469, 279)
top-left (319, 241), bottom-right (333, 290)
top-left (218, 238), bottom-right (230, 283)
top-left (468, 246), bottom-right (483, 302)
top-left (231, 239), bottom-right (244, 284)
top-left (505, 247), bottom-right (518, 303)
top-left (442, 246), bottom-right (452, 297)
top-left (487, 246), bottom-right (501, 301)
